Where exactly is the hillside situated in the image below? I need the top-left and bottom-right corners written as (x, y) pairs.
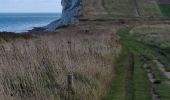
top-left (81, 0), bottom-right (162, 18)
top-left (46, 0), bottom-right (163, 31)
top-left (1, 0), bottom-right (170, 100)
top-left (0, 22), bottom-right (122, 100)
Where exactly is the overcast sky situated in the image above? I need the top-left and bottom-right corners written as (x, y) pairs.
top-left (0, 0), bottom-right (62, 13)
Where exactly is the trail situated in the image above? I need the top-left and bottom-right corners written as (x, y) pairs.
top-left (144, 64), bottom-right (160, 100)
top-left (143, 60), bottom-right (170, 100)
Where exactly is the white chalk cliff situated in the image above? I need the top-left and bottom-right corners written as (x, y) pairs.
top-left (45, 0), bottom-right (81, 31)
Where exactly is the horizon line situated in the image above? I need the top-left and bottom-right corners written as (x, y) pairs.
top-left (0, 12), bottom-right (62, 13)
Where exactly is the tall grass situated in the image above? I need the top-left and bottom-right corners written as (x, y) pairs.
top-left (0, 28), bottom-right (121, 100)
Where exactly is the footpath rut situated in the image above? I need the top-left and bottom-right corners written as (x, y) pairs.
top-left (153, 60), bottom-right (170, 80)
top-left (143, 59), bottom-right (170, 100)
top-left (144, 64), bottom-right (160, 100)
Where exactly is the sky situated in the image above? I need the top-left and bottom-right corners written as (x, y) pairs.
top-left (0, 0), bottom-right (62, 13)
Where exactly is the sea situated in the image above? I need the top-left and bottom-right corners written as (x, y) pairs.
top-left (0, 13), bottom-right (61, 33)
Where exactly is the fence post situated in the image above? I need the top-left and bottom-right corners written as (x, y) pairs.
top-left (67, 74), bottom-right (74, 91)
top-left (66, 74), bottom-right (75, 100)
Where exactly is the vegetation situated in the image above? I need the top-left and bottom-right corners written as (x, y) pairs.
top-left (0, 27), bottom-right (121, 100)
top-left (118, 28), bottom-right (152, 100)
top-left (130, 24), bottom-right (170, 71)
top-left (159, 4), bottom-right (170, 17)
top-left (0, 32), bottom-right (32, 42)
top-left (156, 83), bottom-right (170, 100)
top-left (103, 49), bottom-right (128, 100)
top-left (130, 24), bottom-right (170, 49)
top-left (104, 0), bottom-right (161, 17)
top-left (137, 0), bottom-right (162, 16)
top-left (104, 0), bottom-right (134, 16)
top-left (114, 27), bottom-right (170, 100)
top-left (1, 0), bottom-right (170, 100)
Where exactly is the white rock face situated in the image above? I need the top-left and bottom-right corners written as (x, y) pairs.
top-left (45, 0), bottom-right (81, 31)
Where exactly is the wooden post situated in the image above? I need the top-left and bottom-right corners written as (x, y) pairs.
top-left (67, 74), bottom-right (74, 91)
top-left (66, 74), bottom-right (75, 100)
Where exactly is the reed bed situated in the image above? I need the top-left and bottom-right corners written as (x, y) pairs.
top-left (0, 27), bottom-right (121, 100)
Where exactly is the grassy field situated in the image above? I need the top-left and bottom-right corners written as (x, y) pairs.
top-left (130, 24), bottom-right (170, 49)
top-left (0, 26), bottom-right (121, 100)
top-left (103, 0), bottom-right (161, 17)
top-left (130, 24), bottom-right (170, 71)
top-left (104, 0), bottom-right (134, 16)
top-left (115, 27), bottom-right (170, 100)
top-left (159, 4), bottom-right (170, 17)
top-left (81, 0), bottom-right (109, 19)
top-left (103, 49), bottom-right (127, 100)
top-left (82, 0), bottom-right (163, 18)
top-left (137, 0), bottom-right (162, 16)
top-left (118, 28), bottom-right (152, 100)
top-left (104, 28), bottom-right (153, 100)
top-left (102, 24), bottom-right (170, 100)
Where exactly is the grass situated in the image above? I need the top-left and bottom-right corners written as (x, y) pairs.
top-left (118, 28), bottom-right (152, 100)
top-left (130, 24), bottom-right (170, 49)
top-left (129, 24), bottom-right (170, 71)
top-left (133, 57), bottom-right (151, 100)
top-left (0, 27), bottom-right (121, 100)
top-left (156, 83), bottom-right (170, 100)
top-left (104, 0), bottom-right (161, 17)
top-left (0, 32), bottom-right (32, 42)
top-left (159, 4), bottom-right (170, 17)
top-left (104, 28), bottom-right (153, 100)
top-left (118, 27), bottom-right (170, 100)
top-left (137, 0), bottom-right (162, 16)
top-left (104, 0), bottom-right (134, 16)
top-left (103, 49), bottom-right (128, 100)
top-left (81, 0), bottom-right (109, 19)
top-left (149, 61), bottom-right (170, 100)
top-left (149, 61), bottom-right (167, 82)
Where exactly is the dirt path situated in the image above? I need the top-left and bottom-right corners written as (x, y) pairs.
top-left (153, 60), bottom-right (170, 80)
top-left (144, 64), bottom-right (160, 100)
top-left (133, 0), bottom-right (140, 16)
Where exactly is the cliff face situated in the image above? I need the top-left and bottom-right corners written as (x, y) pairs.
top-left (45, 0), bottom-right (81, 31)
top-left (45, 0), bottom-right (109, 31)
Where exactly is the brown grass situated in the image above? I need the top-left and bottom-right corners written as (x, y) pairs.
top-left (0, 26), bottom-right (121, 100)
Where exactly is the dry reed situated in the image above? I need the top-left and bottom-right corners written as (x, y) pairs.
top-left (0, 27), bottom-right (121, 100)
